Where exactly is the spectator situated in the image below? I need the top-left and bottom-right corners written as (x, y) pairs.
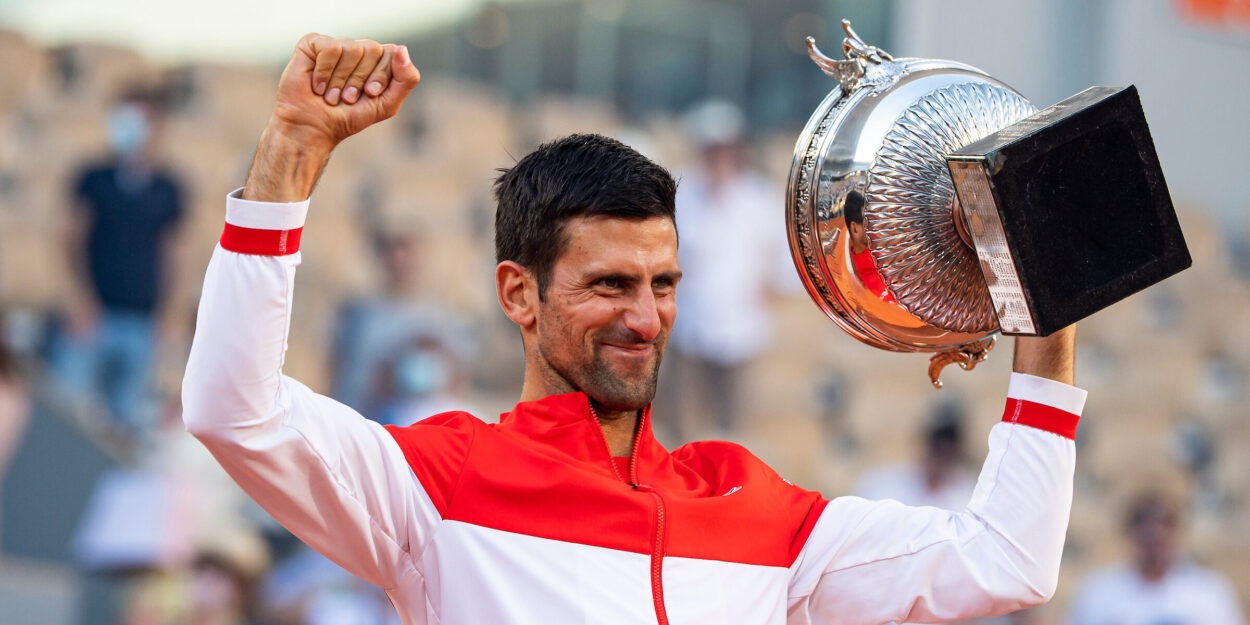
top-left (854, 401), bottom-right (976, 510)
top-left (0, 332), bottom-right (30, 550)
top-left (55, 86), bottom-right (184, 440)
top-left (663, 99), bottom-right (795, 439)
top-left (372, 334), bottom-right (477, 427)
top-left (113, 544), bottom-right (268, 625)
top-left (262, 545), bottom-right (399, 625)
top-left (330, 228), bottom-right (466, 421)
top-left (1067, 491), bottom-right (1246, 625)
top-left (187, 551), bottom-right (263, 625)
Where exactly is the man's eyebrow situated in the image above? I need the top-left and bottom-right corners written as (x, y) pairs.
top-left (585, 271), bottom-right (637, 283)
top-left (653, 270), bottom-right (683, 282)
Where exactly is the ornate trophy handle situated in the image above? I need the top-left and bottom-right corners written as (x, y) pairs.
top-left (927, 336), bottom-right (997, 389)
top-left (806, 19), bottom-right (895, 94)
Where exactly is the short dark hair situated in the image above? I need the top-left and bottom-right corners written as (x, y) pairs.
top-left (1125, 490), bottom-right (1180, 530)
top-left (493, 133), bottom-right (677, 297)
top-left (117, 84), bottom-right (169, 113)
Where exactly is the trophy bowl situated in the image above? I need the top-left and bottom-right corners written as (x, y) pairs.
top-left (788, 21), bottom-right (1190, 388)
top-left (787, 20), bottom-right (1037, 386)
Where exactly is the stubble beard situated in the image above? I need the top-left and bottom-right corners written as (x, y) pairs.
top-left (581, 339), bottom-right (665, 411)
top-left (537, 316), bottom-right (666, 412)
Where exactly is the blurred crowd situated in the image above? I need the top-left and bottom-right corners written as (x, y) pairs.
top-left (0, 27), bottom-right (1248, 625)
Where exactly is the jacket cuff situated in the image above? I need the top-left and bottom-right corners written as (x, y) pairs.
top-left (220, 187), bottom-right (310, 255)
top-left (1001, 372), bottom-right (1087, 440)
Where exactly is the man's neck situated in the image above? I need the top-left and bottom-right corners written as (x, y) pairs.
top-left (592, 403), bottom-right (641, 458)
top-left (1137, 558), bottom-right (1174, 583)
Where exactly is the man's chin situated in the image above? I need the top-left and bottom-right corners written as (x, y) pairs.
top-left (585, 371), bottom-right (659, 412)
top-left (588, 392), bottom-right (653, 413)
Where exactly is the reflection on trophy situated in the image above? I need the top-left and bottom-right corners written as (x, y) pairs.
top-left (787, 20), bottom-right (1191, 388)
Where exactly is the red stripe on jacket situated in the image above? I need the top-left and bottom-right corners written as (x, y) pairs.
top-left (1001, 398), bottom-right (1080, 440)
top-left (220, 223), bottom-right (303, 256)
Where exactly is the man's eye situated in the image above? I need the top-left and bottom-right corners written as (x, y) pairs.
top-left (598, 277), bottom-right (621, 289)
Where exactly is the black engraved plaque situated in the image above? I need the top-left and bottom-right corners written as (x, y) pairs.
top-left (945, 85), bottom-right (1191, 336)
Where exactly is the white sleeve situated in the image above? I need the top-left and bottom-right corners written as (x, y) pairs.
top-left (181, 190), bottom-right (440, 589)
top-left (787, 373), bottom-right (1087, 625)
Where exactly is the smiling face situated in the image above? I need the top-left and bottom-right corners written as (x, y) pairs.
top-left (532, 215), bottom-right (681, 412)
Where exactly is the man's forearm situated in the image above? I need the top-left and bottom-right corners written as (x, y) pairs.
top-left (1013, 325), bottom-right (1076, 385)
top-left (241, 121), bottom-right (334, 203)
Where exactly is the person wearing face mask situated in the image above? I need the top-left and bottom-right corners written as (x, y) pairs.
top-left (57, 86), bottom-right (185, 444)
top-left (374, 335), bottom-right (478, 428)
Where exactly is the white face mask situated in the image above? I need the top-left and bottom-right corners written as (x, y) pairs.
top-left (107, 104), bottom-right (150, 156)
top-left (395, 349), bottom-right (449, 397)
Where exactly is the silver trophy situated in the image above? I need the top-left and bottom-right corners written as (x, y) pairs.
top-left (787, 21), bottom-right (1189, 387)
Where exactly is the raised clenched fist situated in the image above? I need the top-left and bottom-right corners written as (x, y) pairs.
top-left (270, 33), bottom-right (421, 151)
top-left (242, 35), bottom-right (421, 201)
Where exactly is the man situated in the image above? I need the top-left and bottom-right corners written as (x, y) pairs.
top-left (184, 35), bottom-right (1086, 625)
top-left (665, 99), bottom-right (795, 438)
top-left (61, 87), bottom-right (184, 437)
top-left (1066, 492), bottom-right (1245, 625)
top-left (854, 402), bottom-right (976, 512)
top-left (330, 227), bottom-right (464, 422)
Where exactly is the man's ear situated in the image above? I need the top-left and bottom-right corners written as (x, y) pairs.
top-left (496, 260), bottom-right (538, 328)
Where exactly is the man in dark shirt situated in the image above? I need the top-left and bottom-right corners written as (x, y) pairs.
top-left (57, 89), bottom-right (184, 438)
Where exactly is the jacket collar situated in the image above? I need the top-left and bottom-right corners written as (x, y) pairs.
top-left (499, 392), bottom-right (669, 483)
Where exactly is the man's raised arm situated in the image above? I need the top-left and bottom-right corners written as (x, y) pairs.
top-left (181, 36), bottom-right (439, 590)
top-left (789, 328), bottom-right (1084, 624)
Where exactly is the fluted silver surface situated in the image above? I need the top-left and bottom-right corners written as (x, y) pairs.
top-left (866, 82), bottom-right (1036, 333)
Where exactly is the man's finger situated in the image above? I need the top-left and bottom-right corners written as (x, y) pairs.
top-left (308, 37), bottom-right (342, 97)
top-left (341, 39), bottom-right (383, 104)
top-left (323, 41), bottom-right (364, 105)
top-left (364, 45), bottom-right (396, 97)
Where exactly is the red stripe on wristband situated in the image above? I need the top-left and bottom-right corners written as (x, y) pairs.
top-left (1001, 398), bottom-right (1080, 440)
top-left (220, 223), bottom-right (303, 256)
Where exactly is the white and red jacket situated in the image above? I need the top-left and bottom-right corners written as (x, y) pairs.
top-left (183, 191), bottom-right (1088, 625)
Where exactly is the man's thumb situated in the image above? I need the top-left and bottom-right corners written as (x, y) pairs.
top-left (380, 45), bottom-right (420, 114)
top-left (391, 46), bottom-right (421, 88)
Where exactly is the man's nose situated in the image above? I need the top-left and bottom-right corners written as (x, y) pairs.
top-left (622, 289), bottom-right (662, 342)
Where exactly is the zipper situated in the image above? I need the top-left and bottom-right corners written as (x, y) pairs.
top-left (633, 483), bottom-right (670, 625)
top-left (587, 401), bottom-right (670, 625)
top-left (586, 401), bottom-right (647, 483)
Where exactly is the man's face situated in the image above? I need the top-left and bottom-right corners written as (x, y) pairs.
top-left (535, 215), bottom-right (681, 412)
top-left (1130, 503), bottom-right (1179, 572)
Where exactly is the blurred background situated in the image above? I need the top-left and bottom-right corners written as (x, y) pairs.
top-left (0, 0), bottom-right (1247, 623)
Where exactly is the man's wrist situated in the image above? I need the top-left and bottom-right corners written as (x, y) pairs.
top-left (1012, 325), bottom-right (1076, 386)
top-left (241, 120), bottom-right (334, 203)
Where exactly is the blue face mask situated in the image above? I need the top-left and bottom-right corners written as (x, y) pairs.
top-left (395, 350), bottom-right (448, 397)
top-left (107, 105), bottom-right (150, 156)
